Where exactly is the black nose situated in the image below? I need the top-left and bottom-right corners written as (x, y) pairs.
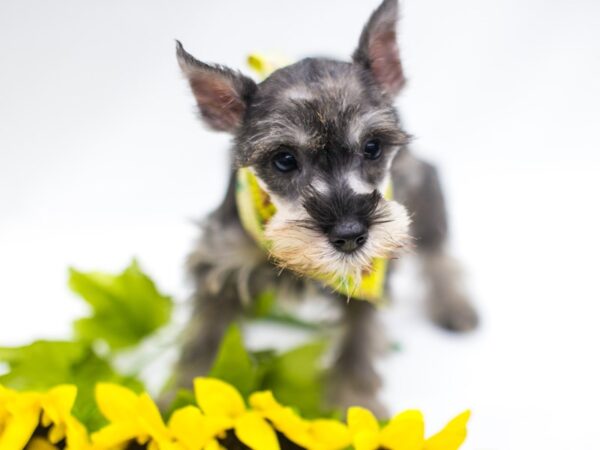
top-left (328, 219), bottom-right (368, 253)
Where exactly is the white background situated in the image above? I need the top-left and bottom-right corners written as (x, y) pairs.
top-left (1, 0), bottom-right (599, 448)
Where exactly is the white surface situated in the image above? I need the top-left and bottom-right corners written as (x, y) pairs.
top-left (1, 0), bottom-right (599, 448)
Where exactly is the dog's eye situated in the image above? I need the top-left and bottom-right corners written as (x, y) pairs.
top-left (272, 152), bottom-right (298, 173)
top-left (363, 139), bottom-right (382, 160)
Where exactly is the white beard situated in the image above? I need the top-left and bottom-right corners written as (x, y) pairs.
top-left (264, 198), bottom-right (411, 282)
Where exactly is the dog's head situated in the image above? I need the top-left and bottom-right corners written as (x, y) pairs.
top-left (178, 0), bottom-right (411, 281)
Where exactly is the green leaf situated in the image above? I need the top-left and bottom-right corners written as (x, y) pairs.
top-left (260, 341), bottom-right (329, 418)
top-left (69, 260), bottom-right (173, 350)
top-left (0, 340), bottom-right (87, 390)
top-left (250, 349), bottom-right (277, 387)
top-left (0, 340), bottom-right (145, 431)
top-left (69, 349), bottom-right (144, 431)
top-left (251, 290), bottom-right (276, 317)
top-left (209, 324), bottom-right (256, 397)
top-left (208, 326), bottom-right (331, 417)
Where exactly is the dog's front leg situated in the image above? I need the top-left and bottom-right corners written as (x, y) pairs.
top-left (175, 275), bottom-right (244, 390)
top-left (392, 153), bottom-right (479, 332)
top-left (328, 297), bottom-right (388, 418)
top-left (407, 159), bottom-right (479, 332)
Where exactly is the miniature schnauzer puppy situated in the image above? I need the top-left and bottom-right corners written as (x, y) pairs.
top-left (174, 0), bottom-right (478, 416)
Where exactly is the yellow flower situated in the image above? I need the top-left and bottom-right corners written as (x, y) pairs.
top-left (249, 390), bottom-right (350, 450)
top-left (348, 407), bottom-right (470, 450)
top-left (2, 381), bottom-right (471, 450)
top-left (194, 378), bottom-right (279, 450)
top-left (63, 414), bottom-right (103, 450)
top-left (167, 405), bottom-right (230, 450)
top-left (24, 430), bottom-right (96, 450)
top-left (423, 410), bottom-right (471, 450)
top-left (1, 384), bottom-right (87, 450)
top-left (0, 386), bottom-right (40, 450)
top-left (39, 385), bottom-right (78, 444)
top-left (92, 383), bottom-right (172, 450)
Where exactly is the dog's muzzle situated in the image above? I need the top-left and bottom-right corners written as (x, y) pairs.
top-left (235, 167), bottom-right (409, 303)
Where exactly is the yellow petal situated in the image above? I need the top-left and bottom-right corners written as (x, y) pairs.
top-left (205, 415), bottom-right (234, 437)
top-left (48, 423), bottom-right (67, 444)
top-left (169, 405), bottom-right (232, 449)
top-left (424, 410), bottom-right (470, 450)
top-left (95, 383), bottom-right (139, 423)
top-left (234, 412), bottom-right (280, 450)
top-left (194, 378), bottom-right (246, 419)
top-left (247, 54), bottom-right (270, 78)
top-left (249, 391), bottom-right (311, 447)
top-left (43, 386), bottom-right (77, 445)
top-left (248, 391), bottom-right (279, 411)
top-left (353, 430), bottom-right (381, 450)
top-left (92, 385), bottom-right (156, 448)
top-left (137, 393), bottom-right (171, 442)
top-left (41, 411), bottom-right (52, 428)
top-left (169, 406), bottom-right (205, 449)
top-left (246, 53), bottom-right (290, 79)
top-left (0, 392), bottom-right (41, 450)
top-left (309, 419), bottom-right (351, 450)
top-left (380, 410), bottom-right (425, 450)
top-left (26, 437), bottom-right (59, 450)
top-left (41, 385), bottom-right (77, 425)
top-left (204, 439), bottom-right (223, 450)
top-left (347, 407), bottom-right (380, 437)
top-left (64, 416), bottom-right (94, 450)
top-left (92, 422), bottom-right (141, 447)
top-left (154, 440), bottom-right (184, 450)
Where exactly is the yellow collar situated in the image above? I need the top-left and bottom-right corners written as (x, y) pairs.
top-left (235, 167), bottom-right (389, 303)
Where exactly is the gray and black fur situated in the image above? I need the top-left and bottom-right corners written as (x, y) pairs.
top-left (174, 0), bottom-right (478, 417)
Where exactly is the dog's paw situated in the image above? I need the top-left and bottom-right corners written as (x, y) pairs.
top-left (429, 294), bottom-right (479, 332)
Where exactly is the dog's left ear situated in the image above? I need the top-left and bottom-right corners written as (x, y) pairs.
top-left (353, 0), bottom-right (405, 97)
top-left (176, 41), bottom-right (257, 133)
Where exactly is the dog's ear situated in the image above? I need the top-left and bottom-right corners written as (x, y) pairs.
top-left (353, 0), bottom-right (405, 97)
top-left (176, 41), bottom-right (257, 133)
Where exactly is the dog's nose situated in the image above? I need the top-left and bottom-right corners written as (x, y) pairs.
top-left (329, 219), bottom-right (368, 253)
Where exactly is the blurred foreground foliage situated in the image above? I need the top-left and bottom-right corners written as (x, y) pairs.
top-left (69, 261), bottom-right (172, 350)
top-left (209, 325), bottom-right (330, 418)
top-left (0, 260), bottom-right (332, 431)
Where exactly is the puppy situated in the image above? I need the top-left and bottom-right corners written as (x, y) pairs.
top-left (174, 0), bottom-right (478, 416)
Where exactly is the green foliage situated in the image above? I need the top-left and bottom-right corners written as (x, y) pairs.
top-left (208, 324), bottom-right (331, 418)
top-left (0, 340), bottom-right (87, 390)
top-left (260, 341), bottom-right (328, 418)
top-left (69, 260), bottom-right (173, 350)
top-left (251, 290), bottom-right (276, 317)
top-left (0, 340), bottom-right (144, 431)
top-left (209, 325), bottom-right (256, 398)
top-left (0, 261), bottom-right (174, 430)
top-left (1, 258), bottom-right (340, 428)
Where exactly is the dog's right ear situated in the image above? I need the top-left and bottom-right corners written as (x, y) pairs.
top-left (176, 41), bottom-right (257, 133)
top-left (353, 0), bottom-right (405, 97)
